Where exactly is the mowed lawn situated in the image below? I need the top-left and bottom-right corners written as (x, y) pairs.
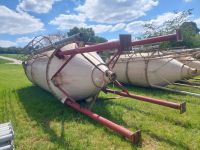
top-left (0, 63), bottom-right (200, 150)
top-left (0, 54), bottom-right (27, 61)
top-left (0, 58), bottom-right (12, 64)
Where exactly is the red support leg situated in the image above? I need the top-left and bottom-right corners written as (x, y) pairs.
top-left (104, 88), bottom-right (186, 114)
top-left (64, 99), bottom-right (141, 144)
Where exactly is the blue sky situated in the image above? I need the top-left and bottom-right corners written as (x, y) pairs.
top-left (0, 0), bottom-right (199, 47)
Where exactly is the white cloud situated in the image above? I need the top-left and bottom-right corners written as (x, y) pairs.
top-left (0, 36), bottom-right (33, 48)
top-left (17, 0), bottom-right (61, 14)
top-left (149, 12), bottom-right (181, 26)
top-left (0, 36), bottom-right (34, 48)
top-left (49, 14), bottom-right (123, 33)
top-left (49, 13), bottom-right (126, 33)
top-left (108, 38), bottom-right (118, 42)
top-left (0, 5), bottom-right (44, 35)
top-left (194, 18), bottom-right (200, 28)
top-left (184, 0), bottom-right (192, 2)
top-left (88, 24), bottom-right (113, 33)
top-left (0, 40), bottom-right (16, 47)
top-left (50, 0), bottom-right (159, 33)
top-left (125, 12), bottom-right (183, 34)
top-left (111, 23), bottom-right (126, 32)
top-left (49, 13), bottom-right (115, 33)
top-left (49, 14), bottom-right (86, 30)
top-left (76, 0), bottom-right (158, 24)
top-left (125, 21), bottom-right (145, 34)
top-left (16, 36), bottom-right (33, 43)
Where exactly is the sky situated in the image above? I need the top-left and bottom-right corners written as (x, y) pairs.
top-left (0, 0), bottom-right (200, 47)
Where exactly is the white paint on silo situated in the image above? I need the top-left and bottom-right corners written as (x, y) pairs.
top-left (112, 53), bottom-right (197, 87)
top-left (23, 43), bottom-right (113, 101)
top-left (176, 56), bottom-right (200, 75)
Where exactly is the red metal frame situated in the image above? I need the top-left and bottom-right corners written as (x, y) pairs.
top-left (51, 54), bottom-right (75, 80)
top-left (49, 31), bottom-right (185, 144)
top-left (64, 98), bottom-right (141, 144)
top-left (103, 88), bottom-right (186, 114)
top-left (56, 31), bottom-right (180, 57)
top-left (50, 50), bottom-right (142, 143)
top-left (107, 49), bottom-right (122, 69)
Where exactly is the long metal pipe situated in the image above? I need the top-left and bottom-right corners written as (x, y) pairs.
top-left (104, 89), bottom-right (186, 114)
top-left (152, 85), bottom-right (200, 98)
top-left (64, 99), bottom-right (141, 144)
top-left (57, 32), bottom-right (180, 56)
top-left (173, 83), bottom-right (200, 89)
top-left (178, 80), bottom-right (200, 86)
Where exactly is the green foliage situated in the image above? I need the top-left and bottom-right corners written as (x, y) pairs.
top-left (0, 54), bottom-right (26, 61)
top-left (93, 36), bottom-right (108, 43)
top-left (159, 22), bottom-right (200, 49)
top-left (67, 27), bottom-right (107, 43)
top-left (144, 9), bottom-right (193, 37)
top-left (143, 9), bottom-right (200, 48)
top-left (178, 22), bottom-right (200, 48)
top-left (191, 34), bottom-right (200, 47)
top-left (0, 47), bottom-right (23, 54)
top-left (181, 22), bottom-right (200, 36)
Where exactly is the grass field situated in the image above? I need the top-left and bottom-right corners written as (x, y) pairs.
top-left (0, 58), bottom-right (12, 64)
top-left (0, 54), bottom-right (26, 60)
top-left (0, 63), bottom-right (200, 150)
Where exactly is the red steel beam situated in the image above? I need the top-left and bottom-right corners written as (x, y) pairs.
top-left (57, 31), bottom-right (180, 56)
top-left (133, 34), bottom-right (178, 46)
top-left (64, 99), bottom-right (141, 144)
top-left (104, 89), bottom-right (186, 114)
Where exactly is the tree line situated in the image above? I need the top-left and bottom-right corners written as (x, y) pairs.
top-left (0, 47), bottom-right (23, 54)
top-left (143, 9), bottom-right (200, 48)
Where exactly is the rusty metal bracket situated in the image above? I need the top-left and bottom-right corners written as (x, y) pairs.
top-left (54, 83), bottom-right (142, 144)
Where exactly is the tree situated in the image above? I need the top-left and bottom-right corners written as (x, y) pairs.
top-left (143, 9), bottom-right (200, 48)
top-left (180, 22), bottom-right (200, 36)
top-left (191, 34), bottom-right (200, 48)
top-left (161, 21), bottom-right (200, 48)
top-left (0, 47), bottom-right (22, 54)
top-left (179, 22), bottom-right (200, 47)
top-left (93, 36), bottom-right (108, 43)
top-left (143, 9), bottom-right (193, 38)
top-left (67, 27), bottom-right (107, 43)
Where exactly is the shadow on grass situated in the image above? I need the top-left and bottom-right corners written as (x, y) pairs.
top-left (16, 86), bottom-right (137, 149)
top-left (16, 86), bottom-right (72, 148)
top-left (101, 99), bottom-right (200, 130)
top-left (143, 129), bottom-right (190, 150)
top-left (97, 98), bottom-right (190, 150)
top-left (16, 85), bottom-right (190, 149)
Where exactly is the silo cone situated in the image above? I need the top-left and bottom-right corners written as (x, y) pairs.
top-left (112, 54), bottom-right (197, 87)
top-left (176, 56), bottom-right (200, 76)
top-left (23, 43), bottom-right (114, 101)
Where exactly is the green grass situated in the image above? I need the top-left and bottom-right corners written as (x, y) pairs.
top-left (0, 54), bottom-right (26, 60)
top-left (0, 58), bottom-right (12, 64)
top-left (0, 64), bottom-right (200, 149)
